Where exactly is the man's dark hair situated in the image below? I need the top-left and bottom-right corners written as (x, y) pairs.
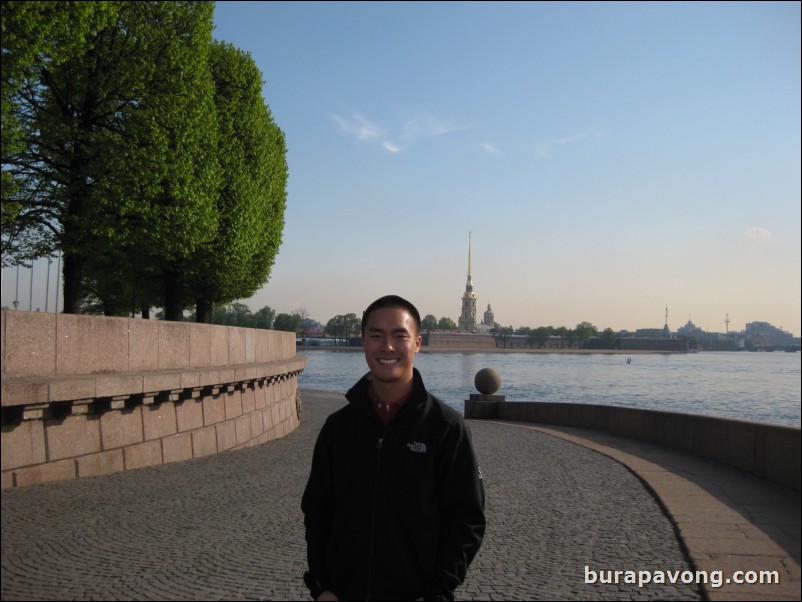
top-left (361, 295), bottom-right (422, 336)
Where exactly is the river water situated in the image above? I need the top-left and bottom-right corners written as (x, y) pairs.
top-left (297, 349), bottom-right (801, 427)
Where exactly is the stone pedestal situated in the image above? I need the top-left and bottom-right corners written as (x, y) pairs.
top-left (464, 393), bottom-right (505, 419)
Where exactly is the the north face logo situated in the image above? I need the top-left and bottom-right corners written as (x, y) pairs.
top-left (406, 441), bottom-right (427, 453)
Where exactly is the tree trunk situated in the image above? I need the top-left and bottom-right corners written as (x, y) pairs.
top-left (62, 252), bottom-right (83, 314)
top-left (163, 272), bottom-right (184, 321)
top-left (195, 298), bottom-right (213, 324)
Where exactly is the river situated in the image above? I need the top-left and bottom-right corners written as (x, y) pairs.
top-left (297, 349), bottom-right (801, 427)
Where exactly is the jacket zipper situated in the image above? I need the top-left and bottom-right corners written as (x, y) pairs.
top-left (365, 433), bottom-right (384, 600)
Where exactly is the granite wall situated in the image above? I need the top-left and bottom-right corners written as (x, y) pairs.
top-left (1, 310), bottom-right (306, 488)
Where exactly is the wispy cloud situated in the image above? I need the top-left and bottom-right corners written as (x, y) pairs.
top-left (332, 111), bottom-right (468, 154)
top-left (555, 131), bottom-right (604, 145)
top-left (477, 142), bottom-right (500, 155)
top-left (743, 227), bottom-right (772, 243)
top-left (332, 113), bottom-right (383, 142)
top-left (534, 130), bottom-right (604, 159)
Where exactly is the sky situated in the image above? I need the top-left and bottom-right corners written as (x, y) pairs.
top-left (2, 1), bottom-right (800, 336)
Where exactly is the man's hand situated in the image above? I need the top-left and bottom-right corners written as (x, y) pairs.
top-left (316, 591), bottom-right (339, 601)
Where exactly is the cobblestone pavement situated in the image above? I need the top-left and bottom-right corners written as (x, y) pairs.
top-left (1, 390), bottom-right (701, 601)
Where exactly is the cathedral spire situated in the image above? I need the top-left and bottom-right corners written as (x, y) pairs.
top-left (466, 230), bottom-right (473, 291)
top-left (458, 231), bottom-right (477, 331)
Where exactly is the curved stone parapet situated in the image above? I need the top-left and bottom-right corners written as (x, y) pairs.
top-left (465, 396), bottom-right (801, 492)
top-left (0, 310), bottom-right (307, 489)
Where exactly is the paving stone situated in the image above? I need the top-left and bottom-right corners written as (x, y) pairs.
top-left (1, 390), bottom-right (700, 601)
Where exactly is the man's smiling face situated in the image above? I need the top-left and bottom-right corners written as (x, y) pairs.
top-left (362, 306), bottom-right (422, 386)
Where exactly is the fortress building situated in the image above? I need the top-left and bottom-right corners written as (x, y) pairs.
top-left (458, 232), bottom-right (478, 332)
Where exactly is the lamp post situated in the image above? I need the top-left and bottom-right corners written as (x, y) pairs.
top-left (13, 264), bottom-right (20, 310)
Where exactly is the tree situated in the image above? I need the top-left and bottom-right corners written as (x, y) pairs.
top-left (600, 327), bottom-right (617, 349)
top-left (253, 305), bottom-right (276, 330)
top-left (533, 326), bottom-right (553, 349)
top-left (437, 317), bottom-right (457, 331)
top-left (497, 326), bottom-right (514, 348)
top-left (274, 312), bottom-right (301, 334)
top-left (575, 321), bottom-right (598, 348)
top-left (554, 326), bottom-right (568, 348)
top-left (1, 1), bottom-right (121, 266)
top-left (421, 314), bottom-right (438, 331)
top-left (188, 40), bottom-right (287, 323)
top-left (3, 2), bottom-right (221, 316)
top-left (325, 313), bottom-right (360, 345)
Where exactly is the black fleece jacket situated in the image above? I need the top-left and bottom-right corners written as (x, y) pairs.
top-left (301, 368), bottom-right (486, 601)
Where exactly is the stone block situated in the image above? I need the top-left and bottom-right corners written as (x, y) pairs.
top-left (175, 398), bottom-right (204, 432)
top-left (45, 415), bottom-right (102, 461)
top-left (56, 314), bottom-right (129, 375)
top-left (189, 323), bottom-right (211, 369)
top-left (216, 420), bottom-right (237, 452)
top-left (1, 380), bottom-right (49, 408)
top-left (162, 432), bottom-right (193, 464)
top-left (180, 371), bottom-right (200, 389)
top-left (142, 402), bottom-right (177, 441)
top-left (158, 321), bottom-right (190, 370)
top-left (250, 411), bottom-right (264, 437)
top-left (49, 378), bottom-right (97, 403)
top-left (96, 374), bottom-right (144, 398)
top-left (76, 450), bottom-right (124, 478)
top-left (128, 318), bottom-right (159, 372)
top-left (254, 330), bottom-right (270, 363)
top-left (100, 406), bottom-right (143, 450)
top-left (235, 414), bottom-right (253, 445)
top-left (224, 390), bottom-right (243, 420)
top-left (0, 309), bottom-right (4, 374)
top-left (203, 395), bottom-right (225, 426)
top-left (3, 311), bottom-right (56, 378)
top-left (245, 328), bottom-right (256, 363)
top-left (192, 425), bottom-right (217, 458)
top-left (143, 372), bottom-right (182, 392)
top-left (210, 324), bottom-right (229, 367)
top-left (197, 369), bottom-right (219, 388)
top-left (15, 458), bottom-right (76, 487)
top-left (241, 386), bottom-right (256, 414)
top-left (1, 471), bottom-right (13, 489)
top-left (124, 440), bottom-right (162, 470)
top-left (228, 327), bottom-right (247, 365)
top-left (218, 368), bottom-right (236, 385)
top-left (1, 421), bottom-right (46, 470)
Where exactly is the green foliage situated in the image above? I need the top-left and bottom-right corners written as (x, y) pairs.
top-left (574, 321), bottom-right (598, 348)
top-left (183, 302), bottom-right (275, 329)
top-left (1, 0), bottom-right (121, 266)
top-left (325, 313), bottom-right (361, 344)
top-left (2, 2), bottom-right (287, 321)
top-left (274, 312), bottom-right (302, 334)
top-left (2, 1), bottom-right (222, 315)
top-left (187, 41), bottom-right (287, 321)
top-left (421, 314), bottom-right (438, 331)
top-left (437, 316), bottom-right (457, 330)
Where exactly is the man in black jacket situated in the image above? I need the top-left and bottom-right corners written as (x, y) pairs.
top-left (301, 295), bottom-right (486, 601)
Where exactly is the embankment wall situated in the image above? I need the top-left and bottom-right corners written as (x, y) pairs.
top-left (465, 397), bottom-right (800, 492)
top-left (1, 310), bottom-right (306, 489)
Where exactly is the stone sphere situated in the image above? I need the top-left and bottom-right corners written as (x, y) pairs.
top-left (474, 368), bottom-right (501, 395)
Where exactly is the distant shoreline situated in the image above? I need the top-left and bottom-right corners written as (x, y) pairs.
top-left (297, 346), bottom-right (685, 354)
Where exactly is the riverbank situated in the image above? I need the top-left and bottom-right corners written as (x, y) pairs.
top-left (297, 345), bottom-right (684, 354)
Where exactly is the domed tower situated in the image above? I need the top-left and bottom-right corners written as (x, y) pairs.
top-left (458, 232), bottom-right (477, 331)
top-left (483, 303), bottom-right (495, 328)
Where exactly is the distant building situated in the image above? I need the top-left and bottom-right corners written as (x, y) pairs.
top-left (743, 321), bottom-right (794, 348)
top-left (676, 318), bottom-right (705, 339)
